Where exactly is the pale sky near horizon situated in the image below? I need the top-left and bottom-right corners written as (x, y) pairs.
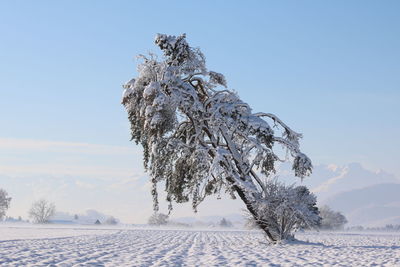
top-left (0, 1), bottom-right (399, 223)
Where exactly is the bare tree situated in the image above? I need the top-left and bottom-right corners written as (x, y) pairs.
top-left (28, 199), bottom-right (55, 224)
top-left (122, 34), bottom-right (319, 242)
top-left (0, 189), bottom-right (11, 220)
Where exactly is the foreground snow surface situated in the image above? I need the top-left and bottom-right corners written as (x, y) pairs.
top-left (0, 225), bottom-right (399, 266)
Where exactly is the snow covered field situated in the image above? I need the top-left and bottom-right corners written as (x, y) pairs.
top-left (0, 224), bottom-right (399, 266)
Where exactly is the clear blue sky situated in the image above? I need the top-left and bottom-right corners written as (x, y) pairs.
top-left (0, 1), bottom-right (399, 223)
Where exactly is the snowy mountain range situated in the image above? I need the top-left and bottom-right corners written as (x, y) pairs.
top-left (324, 183), bottom-right (400, 226)
top-left (282, 162), bottom-right (400, 226)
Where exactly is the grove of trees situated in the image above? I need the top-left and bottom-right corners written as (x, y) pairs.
top-left (122, 34), bottom-right (320, 242)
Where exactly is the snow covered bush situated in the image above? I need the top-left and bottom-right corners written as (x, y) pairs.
top-left (319, 205), bottom-right (347, 230)
top-left (0, 189), bottom-right (11, 220)
top-left (28, 199), bottom-right (55, 224)
top-left (245, 180), bottom-right (320, 240)
top-left (148, 213), bottom-right (169, 226)
top-left (122, 33), bottom-right (319, 242)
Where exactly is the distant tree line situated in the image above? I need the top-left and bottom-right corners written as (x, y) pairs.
top-left (347, 224), bottom-right (400, 232)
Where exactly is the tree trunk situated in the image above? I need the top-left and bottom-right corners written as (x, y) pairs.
top-left (232, 185), bottom-right (276, 242)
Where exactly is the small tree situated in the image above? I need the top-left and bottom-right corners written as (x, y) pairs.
top-left (74, 214), bottom-right (79, 220)
top-left (0, 189), bottom-right (11, 220)
top-left (319, 205), bottom-right (347, 230)
top-left (219, 218), bottom-right (233, 228)
top-left (122, 34), bottom-right (318, 242)
top-left (105, 216), bottom-right (118, 225)
top-left (28, 199), bottom-right (55, 224)
top-left (148, 213), bottom-right (169, 226)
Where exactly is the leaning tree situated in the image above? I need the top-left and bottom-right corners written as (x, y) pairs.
top-left (122, 34), bottom-right (320, 242)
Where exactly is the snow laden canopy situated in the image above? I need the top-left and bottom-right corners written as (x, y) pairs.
top-left (122, 34), bottom-right (318, 242)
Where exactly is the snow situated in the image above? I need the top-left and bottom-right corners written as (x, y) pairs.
top-left (1, 224), bottom-right (399, 266)
top-left (0, 223), bottom-right (119, 240)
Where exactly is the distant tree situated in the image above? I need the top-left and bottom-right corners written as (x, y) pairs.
top-left (28, 199), bottom-right (55, 224)
top-left (74, 214), bottom-right (79, 220)
top-left (0, 189), bottom-right (12, 221)
top-left (105, 216), bottom-right (118, 225)
top-left (219, 218), bottom-right (233, 228)
top-left (319, 205), bottom-right (347, 230)
top-left (148, 213), bottom-right (169, 226)
top-left (122, 33), bottom-right (318, 242)
top-left (94, 219), bottom-right (101, 225)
